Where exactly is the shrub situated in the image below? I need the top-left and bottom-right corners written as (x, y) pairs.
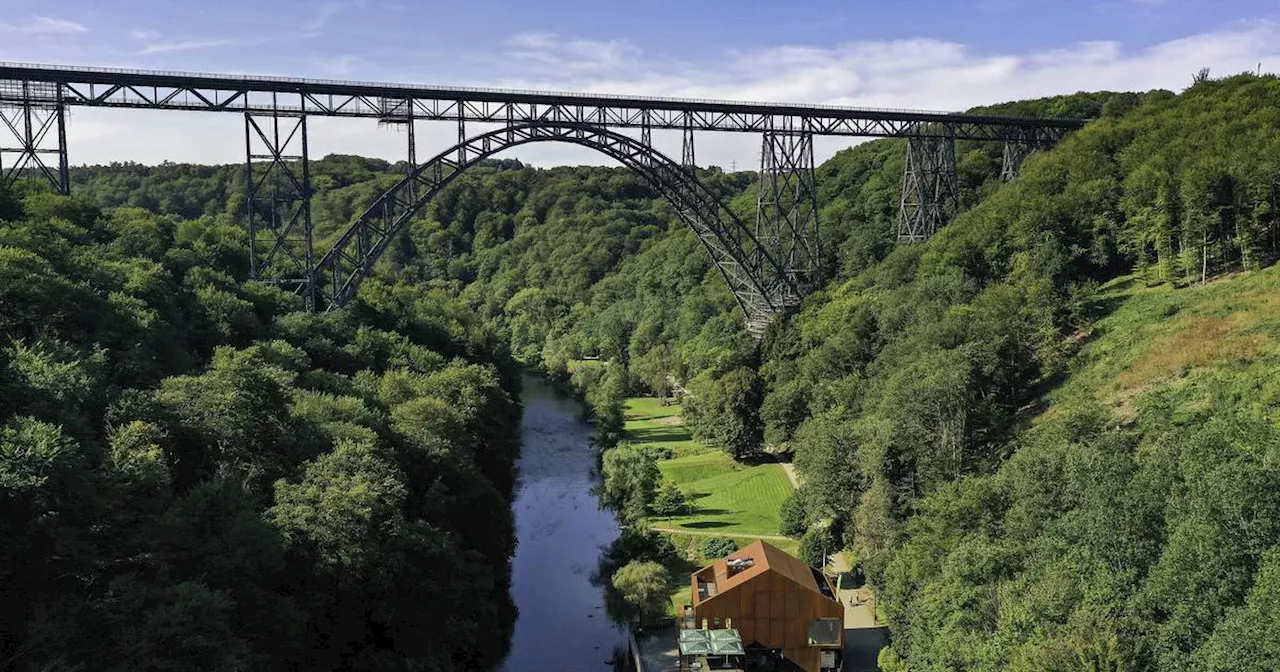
top-left (697, 537), bottom-right (738, 560)
top-left (600, 528), bottom-right (679, 572)
top-left (779, 489), bottom-right (809, 536)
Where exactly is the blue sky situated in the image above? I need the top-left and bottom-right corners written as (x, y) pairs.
top-left (2, 0), bottom-right (1279, 167)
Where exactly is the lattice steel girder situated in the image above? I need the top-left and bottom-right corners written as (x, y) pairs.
top-left (311, 122), bottom-right (794, 332)
top-left (1001, 140), bottom-right (1034, 181)
top-left (0, 63), bottom-right (1087, 141)
top-left (897, 131), bottom-right (959, 243)
top-left (0, 80), bottom-right (68, 194)
top-left (682, 126), bottom-right (696, 169)
top-left (245, 109), bottom-right (315, 309)
top-left (755, 131), bottom-right (821, 308)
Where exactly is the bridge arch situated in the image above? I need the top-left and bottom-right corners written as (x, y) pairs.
top-left (311, 122), bottom-right (799, 329)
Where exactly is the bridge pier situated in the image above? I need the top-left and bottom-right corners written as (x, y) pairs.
top-left (1001, 135), bottom-right (1034, 182)
top-left (896, 129), bottom-right (958, 242)
top-left (0, 80), bottom-right (69, 195)
top-left (682, 126), bottom-right (695, 170)
top-left (244, 106), bottom-right (315, 310)
top-left (407, 116), bottom-right (417, 175)
top-left (752, 130), bottom-right (820, 331)
top-left (376, 96), bottom-right (416, 176)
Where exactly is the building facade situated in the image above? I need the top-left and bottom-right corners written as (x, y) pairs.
top-left (689, 541), bottom-right (843, 672)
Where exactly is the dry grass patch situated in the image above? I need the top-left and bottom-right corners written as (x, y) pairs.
top-left (1116, 315), bottom-right (1269, 391)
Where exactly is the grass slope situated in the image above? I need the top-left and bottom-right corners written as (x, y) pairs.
top-left (622, 396), bottom-right (799, 616)
top-left (1041, 267), bottom-right (1280, 421)
top-left (622, 397), bottom-right (795, 538)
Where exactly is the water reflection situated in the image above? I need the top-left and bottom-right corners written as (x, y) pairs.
top-left (500, 376), bottom-right (625, 672)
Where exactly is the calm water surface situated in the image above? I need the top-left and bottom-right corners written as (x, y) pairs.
top-left (500, 376), bottom-right (624, 671)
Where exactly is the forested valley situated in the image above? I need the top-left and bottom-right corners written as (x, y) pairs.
top-left (5, 71), bottom-right (1280, 670)
top-left (0, 182), bottom-right (522, 668)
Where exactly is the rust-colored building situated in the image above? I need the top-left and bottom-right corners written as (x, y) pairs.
top-left (688, 540), bottom-right (843, 672)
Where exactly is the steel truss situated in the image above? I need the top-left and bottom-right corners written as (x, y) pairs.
top-left (312, 122), bottom-right (794, 331)
top-left (245, 108), bottom-right (314, 309)
top-left (0, 80), bottom-right (68, 194)
top-left (0, 63), bottom-right (1087, 142)
top-left (1001, 131), bottom-right (1037, 181)
top-left (682, 126), bottom-right (695, 169)
top-left (754, 132), bottom-right (820, 330)
top-left (897, 129), bottom-right (959, 242)
top-left (376, 96), bottom-right (416, 175)
top-left (0, 61), bottom-right (1092, 334)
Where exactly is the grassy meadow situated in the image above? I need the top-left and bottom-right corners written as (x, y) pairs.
top-left (620, 396), bottom-right (798, 614)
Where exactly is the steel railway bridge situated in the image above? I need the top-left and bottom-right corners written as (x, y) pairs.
top-left (0, 62), bottom-right (1088, 333)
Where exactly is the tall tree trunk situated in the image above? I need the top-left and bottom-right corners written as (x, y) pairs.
top-left (1202, 228), bottom-right (1208, 284)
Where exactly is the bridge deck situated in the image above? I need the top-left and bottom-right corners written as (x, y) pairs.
top-left (0, 62), bottom-right (1086, 141)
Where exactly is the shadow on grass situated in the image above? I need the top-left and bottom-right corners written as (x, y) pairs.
top-left (680, 521), bottom-right (734, 529)
top-left (736, 452), bottom-right (785, 466)
top-left (664, 554), bottom-right (701, 616)
top-left (663, 506), bottom-right (731, 518)
top-left (628, 427), bottom-right (694, 443)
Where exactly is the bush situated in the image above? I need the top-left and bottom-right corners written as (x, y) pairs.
top-left (697, 537), bottom-right (738, 560)
top-left (640, 444), bottom-right (675, 460)
top-left (779, 489), bottom-right (809, 536)
top-left (599, 445), bottom-right (660, 525)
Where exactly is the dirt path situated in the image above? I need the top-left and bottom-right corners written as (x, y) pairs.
top-left (779, 462), bottom-right (801, 489)
top-left (649, 526), bottom-right (792, 541)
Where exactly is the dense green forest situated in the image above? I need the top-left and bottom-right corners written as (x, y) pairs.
top-left (9, 72), bottom-right (1280, 670)
top-left (0, 187), bottom-right (521, 669)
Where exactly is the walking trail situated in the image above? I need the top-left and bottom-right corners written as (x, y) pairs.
top-left (648, 526), bottom-right (791, 541)
top-left (778, 462), bottom-right (800, 489)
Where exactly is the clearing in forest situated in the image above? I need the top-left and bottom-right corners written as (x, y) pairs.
top-left (1037, 267), bottom-right (1280, 425)
top-left (622, 397), bottom-right (795, 539)
top-left (622, 396), bottom-right (798, 616)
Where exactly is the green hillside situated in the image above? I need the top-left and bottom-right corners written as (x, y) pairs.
top-left (773, 75), bottom-right (1280, 671)
top-left (876, 267), bottom-right (1280, 671)
top-left (0, 190), bottom-right (522, 669)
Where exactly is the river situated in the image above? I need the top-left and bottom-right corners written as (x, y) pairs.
top-left (500, 375), bottom-right (625, 671)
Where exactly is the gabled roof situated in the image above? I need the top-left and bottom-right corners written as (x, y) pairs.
top-left (693, 540), bottom-right (835, 601)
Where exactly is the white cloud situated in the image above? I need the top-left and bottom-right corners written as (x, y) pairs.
top-left (315, 54), bottom-right (361, 76)
top-left (503, 33), bottom-right (645, 75)
top-left (138, 38), bottom-right (238, 55)
top-left (304, 2), bottom-right (345, 35)
top-left (58, 21), bottom-right (1280, 171)
top-left (0, 16), bottom-right (88, 35)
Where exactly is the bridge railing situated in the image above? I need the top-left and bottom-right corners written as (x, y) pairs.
top-left (0, 60), bottom-right (989, 118)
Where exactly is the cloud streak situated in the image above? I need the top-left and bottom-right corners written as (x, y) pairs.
top-left (485, 22), bottom-right (1280, 114)
top-left (58, 20), bottom-right (1280, 170)
top-left (137, 38), bottom-right (238, 55)
top-left (304, 2), bottom-right (345, 36)
top-left (0, 16), bottom-right (88, 35)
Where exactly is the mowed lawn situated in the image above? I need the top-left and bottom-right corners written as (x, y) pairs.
top-left (622, 396), bottom-right (797, 616)
top-left (623, 397), bottom-right (794, 537)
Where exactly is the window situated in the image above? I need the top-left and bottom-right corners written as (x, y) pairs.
top-left (806, 618), bottom-right (841, 646)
